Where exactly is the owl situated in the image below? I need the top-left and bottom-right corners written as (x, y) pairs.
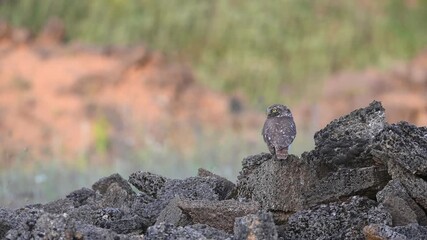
top-left (262, 104), bottom-right (296, 160)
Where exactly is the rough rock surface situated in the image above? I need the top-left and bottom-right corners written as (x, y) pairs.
top-left (145, 223), bottom-right (231, 240)
top-left (177, 199), bottom-right (260, 233)
top-left (364, 223), bottom-right (427, 240)
top-left (372, 122), bottom-right (427, 211)
top-left (279, 196), bottom-right (391, 240)
top-left (237, 101), bottom-right (390, 215)
top-left (234, 211), bottom-right (278, 240)
top-left (128, 171), bottom-right (169, 198)
top-left (2, 101), bottom-right (427, 239)
top-left (377, 180), bottom-right (427, 226)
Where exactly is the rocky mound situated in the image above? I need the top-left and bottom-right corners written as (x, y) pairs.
top-left (1, 101), bottom-right (427, 239)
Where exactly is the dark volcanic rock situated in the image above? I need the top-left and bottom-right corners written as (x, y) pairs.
top-left (307, 100), bottom-right (386, 167)
top-left (128, 171), bottom-right (169, 198)
top-left (66, 187), bottom-right (97, 207)
top-left (237, 153), bottom-right (307, 212)
top-left (197, 168), bottom-right (236, 200)
top-left (364, 223), bottom-right (427, 240)
top-left (178, 199), bottom-right (260, 233)
top-left (132, 175), bottom-right (228, 228)
top-left (0, 208), bottom-right (16, 238)
top-left (234, 211), bottom-right (278, 240)
top-left (279, 196), bottom-right (391, 240)
top-left (377, 179), bottom-right (427, 226)
top-left (145, 222), bottom-right (231, 240)
top-left (372, 122), bottom-right (427, 211)
top-left (4, 207), bottom-right (44, 239)
top-left (372, 122), bottom-right (427, 176)
top-left (92, 173), bottom-right (134, 196)
top-left (31, 212), bottom-right (75, 239)
top-left (237, 102), bottom-right (390, 216)
top-left (155, 196), bottom-right (192, 226)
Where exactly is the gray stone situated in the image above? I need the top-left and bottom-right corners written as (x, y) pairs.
top-left (377, 180), bottom-right (427, 226)
top-left (364, 223), bottom-right (427, 240)
top-left (237, 153), bottom-right (307, 212)
top-left (234, 211), bottom-right (278, 240)
top-left (31, 213), bottom-right (75, 240)
top-left (66, 187), bottom-right (97, 207)
top-left (0, 208), bottom-right (16, 239)
top-left (144, 222), bottom-right (231, 240)
top-left (128, 171), bottom-right (169, 198)
top-left (74, 222), bottom-right (131, 240)
top-left (237, 102), bottom-right (390, 216)
top-left (197, 168), bottom-right (236, 200)
top-left (279, 196), bottom-right (391, 240)
top-left (92, 173), bottom-right (134, 196)
top-left (178, 199), bottom-right (260, 233)
top-left (385, 160), bottom-right (427, 212)
top-left (371, 122), bottom-right (427, 211)
top-left (155, 196), bottom-right (192, 226)
top-left (237, 153), bottom-right (389, 214)
top-left (372, 122), bottom-right (427, 176)
top-left (4, 207), bottom-right (44, 240)
top-left (307, 100), bottom-right (386, 168)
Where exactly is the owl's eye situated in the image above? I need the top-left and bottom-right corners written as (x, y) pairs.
top-left (272, 109), bottom-right (277, 113)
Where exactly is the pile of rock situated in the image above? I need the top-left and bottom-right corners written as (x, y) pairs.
top-left (1, 101), bottom-right (426, 239)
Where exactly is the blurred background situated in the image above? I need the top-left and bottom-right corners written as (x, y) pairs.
top-left (1, 0), bottom-right (427, 208)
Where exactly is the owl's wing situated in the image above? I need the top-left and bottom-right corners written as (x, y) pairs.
top-left (269, 116), bottom-right (296, 148)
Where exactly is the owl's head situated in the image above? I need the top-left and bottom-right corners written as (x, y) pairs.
top-left (266, 104), bottom-right (293, 118)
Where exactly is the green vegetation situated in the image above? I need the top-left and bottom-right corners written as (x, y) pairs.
top-left (1, 0), bottom-right (427, 107)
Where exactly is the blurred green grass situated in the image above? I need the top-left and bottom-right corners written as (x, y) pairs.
top-left (1, 0), bottom-right (427, 107)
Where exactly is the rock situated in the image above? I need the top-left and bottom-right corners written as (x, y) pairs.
top-left (128, 171), bottom-right (169, 198)
top-left (74, 222), bottom-right (132, 240)
top-left (155, 196), bottom-right (192, 226)
top-left (189, 224), bottom-right (232, 240)
top-left (234, 211), bottom-right (278, 240)
top-left (237, 153), bottom-right (307, 213)
top-left (4, 207), bottom-right (44, 240)
top-left (0, 208), bottom-right (16, 238)
top-left (372, 122), bottom-right (427, 176)
top-left (371, 122), bottom-right (427, 211)
top-left (385, 160), bottom-right (427, 211)
top-left (98, 181), bottom-right (135, 208)
top-left (278, 196), bottom-right (391, 240)
top-left (303, 165), bottom-right (390, 205)
top-left (92, 173), bottom-right (134, 196)
top-left (31, 212), bottom-right (75, 239)
top-left (41, 198), bottom-right (75, 215)
top-left (307, 100), bottom-right (386, 168)
top-left (377, 180), bottom-right (427, 226)
top-left (178, 199), bottom-right (260, 233)
top-left (132, 176), bottom-right (225, 227)
top-left (237, 102), bottom-right (390, 216)
top-left (364, 223), bottom-right (427, 240)
top-left (66, 187), bottom-right (97, 207)
top-left (144, 222), bottom-right (231, 240)
top-left (197, 168), bottom-right (236, 200)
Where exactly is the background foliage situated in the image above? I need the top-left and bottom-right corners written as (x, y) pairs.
top-left (1, 0), bottom-right (427, 107)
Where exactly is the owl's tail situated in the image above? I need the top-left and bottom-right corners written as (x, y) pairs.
top-left (275, 147), bottom-right (289, 160)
